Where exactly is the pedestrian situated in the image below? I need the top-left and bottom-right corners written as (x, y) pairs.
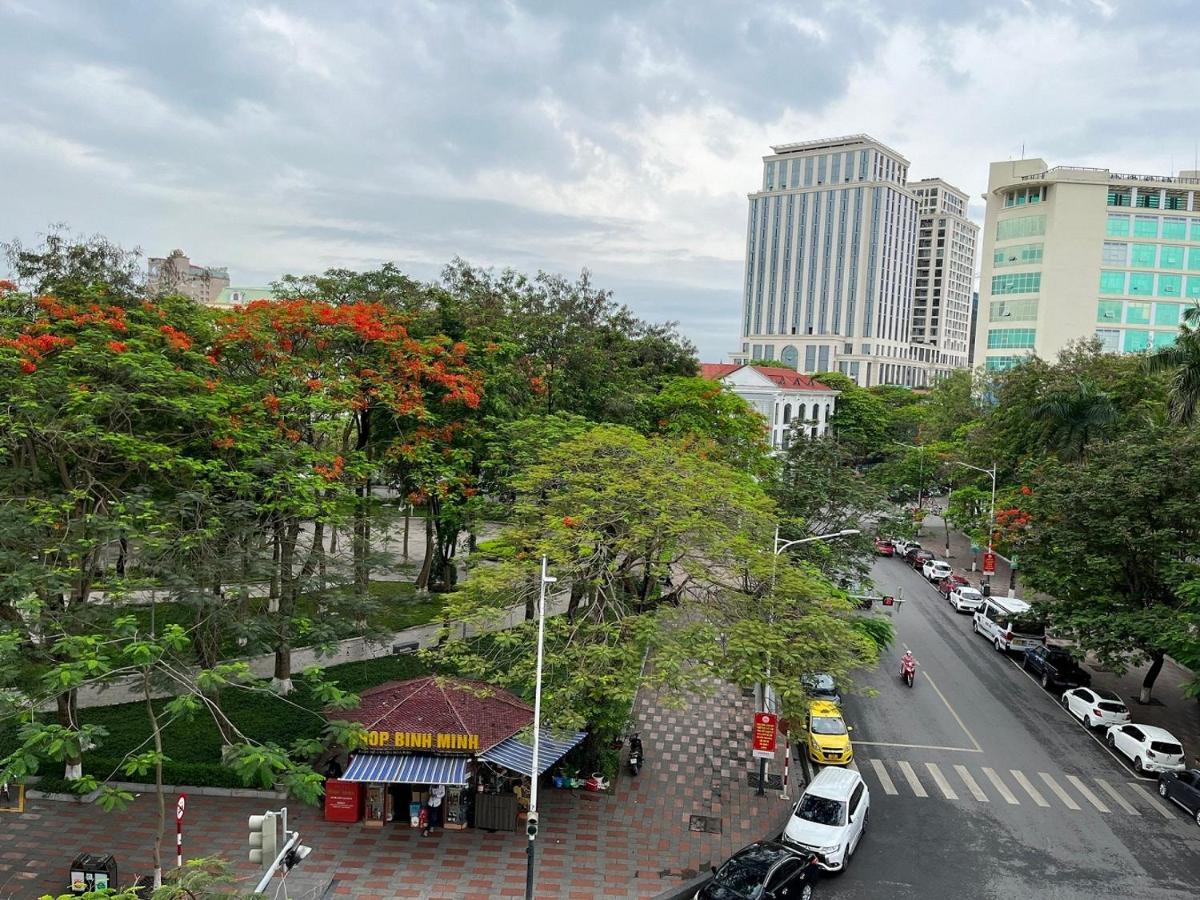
top-left (422, 783), bottom-right (445, 836)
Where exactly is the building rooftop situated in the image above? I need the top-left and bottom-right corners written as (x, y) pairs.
top-left (1013, 165), bottom-right (1200, 188)
top-left (770, 133), bottom-right (908, 164)
top-left (701, 363), bottom-right (836, 393)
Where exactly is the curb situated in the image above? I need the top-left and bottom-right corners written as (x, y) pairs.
top-left (26, 780), bottom-right (288, 804)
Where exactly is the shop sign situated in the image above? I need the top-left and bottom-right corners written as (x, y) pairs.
top-left (365, 730), bottom-right (480, 751)
top-left (752, 712), bottom-right (777, 760)
top-left (982, 552), bottom-right (997, 574)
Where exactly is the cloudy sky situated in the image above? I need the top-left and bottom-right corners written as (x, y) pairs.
top-left (2, 0), bottom-right (1196, 359)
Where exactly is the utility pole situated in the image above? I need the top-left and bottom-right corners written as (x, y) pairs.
top-left (525, 557), bottom-right (556, 900)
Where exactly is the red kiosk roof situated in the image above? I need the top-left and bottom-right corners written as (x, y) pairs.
top-left (336, 676), bottom-right (534, 753)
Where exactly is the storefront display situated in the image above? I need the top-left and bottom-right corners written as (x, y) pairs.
top-left (363, 783), bottom-right (389, 828)
top-left (443, 785), bottom-right (469, 829)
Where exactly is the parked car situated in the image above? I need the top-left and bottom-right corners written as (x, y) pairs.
top-left (893, 539), bottom-right (920, 557)
top-left (782, 766), bottom-right (870, 873)
top-left (1022, 645), bottom-right (1091, 690)
top-left (936, 573), bottom-right (969, 596)
top-left (803, 700), bottom-right (854, 766)
top-left (1157, 768), bottom-right (1200, 826)
top-left (905, 548), bottom-right (934, 570)
top-left (921, 559), bottom-right (952, 582)
top-left (695, 841), bottom-right (823, 900)
top-left (873, 537), bottom-right (895, 556)
top-left (948, 585), bottom-right (985, 613)
top-left (1106, 724), bottom-right (1187, 775)
top-left (1061, 686), bottom-right (1131, 729)
top-left (801, 673), bottom-right (841, 706)
top-left (972, 597), bottom-right (1046, 653)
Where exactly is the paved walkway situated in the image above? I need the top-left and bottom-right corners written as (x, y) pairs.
top-left (1, 680), bottom-right (790, 899)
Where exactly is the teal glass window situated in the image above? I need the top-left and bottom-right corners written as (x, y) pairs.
top-left (1191, 220), bottom-right (1200, 241)
top-left (1126, 301), bottom-right (1151, 324)
top-left (991, 272), bottom-right (1041, 294)
top-left (1160, 246), bottom-right (1184, 269)
top-left (1159, 274), bottom-right (1182, 297)
top-left (1155, 302), bottom-right (1180, 326)
top-left (1162, 218), bottom-right (1187, 239)
top-left (985, 356), bottom-right (1022, 372)
top-left (996, 215), bottom-right (1046, 241)
top-left (993, 243), bottom-right (1044, 267)
top-left (1106, 215), bottom-right (1130, 237)
top-left (1097, 300), bottom-right (1122, 323)
top-left (1124, 330), bottom-right (1150, 352)
top-left (1153, 331), bottom-right (1178, 350)
top-left (1129, 273), bottom-right (1154, 295)
top-left (1134, 216), bottom-right (1159, 238)
top-left (1095, 328), bottom-right (1120, 352)
top-left (1099, 271), bottom-right (1125, 294)
top-left (987, 328), bottom-right (1037, 350)
top-left (1136, 192), bottom-right (1161, 209)
top-left (1188, 248), bottom-right (1200, 271)
top-left (1131, 244), bottom-right (1157, 267)
top-left (1188, 277), bottom-right (1200, 299)
top-left (990, 299), bottom-right (1038, 321)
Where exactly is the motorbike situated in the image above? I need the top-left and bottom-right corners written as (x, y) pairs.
top-left (900, 656), bottom-right (917, 688)
top-left (627, 732), bottom-right (644, 776)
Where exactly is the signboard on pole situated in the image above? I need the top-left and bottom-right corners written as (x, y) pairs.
top-left (752, 712), bottom-right (777, 759)
top-left (982, 552), bottom-right (997, 574)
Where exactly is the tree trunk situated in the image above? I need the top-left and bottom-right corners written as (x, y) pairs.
top-left (415, 514), bottom-right (434, 591)
top-left (272, 523), bottom-right (300, 694)
top-left (116, 533), bottom-right (128, 577)
top-left (269, 519), bottom-right (282, 614)
top-left (1139, 649), bottom-right (1166, 704)
top-left (403, 504), bottom-right (411, 559)
top-left (56, 690), bottom-right (82, 780)
top-left (354, 478), bottom-right (371, 600)
top-left (197, 586), bottom-right (235, 748)
top-left (144, 673), bottom-right (165, 888)
top-left (566, 582), bottom-right (585, 623)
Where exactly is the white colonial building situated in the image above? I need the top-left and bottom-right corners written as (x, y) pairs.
top-left (701, 364), bottom-right (839, 451)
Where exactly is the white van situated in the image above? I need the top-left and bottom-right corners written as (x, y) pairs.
top-left (972, 596), bottom-right (1045, 653)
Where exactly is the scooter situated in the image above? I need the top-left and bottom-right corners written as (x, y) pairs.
top-left (627, 732), bottom-right (644, 776)
top-left (900, 656), bottom-right (918, 688)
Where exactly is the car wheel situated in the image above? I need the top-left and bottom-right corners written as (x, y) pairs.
top-left (1134, 757), bottom-right (1145, 775)
top-left (1040, 672), bottom-right (1051, 689)
top-left (1060, 694), bottom-right (1070, 710)
top-left (1158, 782), bottom-right (1168, 797)
top-left (1085, 715), bottom-right (1095, 729)
top-left (799, 885), bottom-right (813, 900)
top-left (994, 638), bottom-right (1004, 653)
top-left (972, 620), bottom-right (979, 634)
top-left (1107, 733), bottom-right (1116, 748)
top-left (1194, 809), bottom-right (1200, 828)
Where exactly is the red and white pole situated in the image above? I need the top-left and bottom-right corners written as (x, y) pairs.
top-left (780, 733), bottom-right (791, 800)
top-left (175, 794), bottom-right (187, 868)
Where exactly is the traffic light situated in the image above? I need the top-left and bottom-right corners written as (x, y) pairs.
top-left (525, 812), bottom-right (539, 840)
top-left (882, 595), bottom-right (895, 606)
top-left (248, 811), bottom-right (278, 866)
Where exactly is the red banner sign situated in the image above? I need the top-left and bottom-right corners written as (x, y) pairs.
top-left (982, 552), bottom-right (997, 574)
top-left (752, 712), bottom-right (777, 759)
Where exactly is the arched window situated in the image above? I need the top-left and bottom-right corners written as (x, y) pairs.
top-left (825, 404), bottom-right (832, 421)
top-left (783, 403), bottom-right (792, 425)
top-left (780, 345), bottom-right (799, 369)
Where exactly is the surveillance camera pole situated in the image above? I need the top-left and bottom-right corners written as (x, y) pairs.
top-left (525, 556), bottom-right (556, 900)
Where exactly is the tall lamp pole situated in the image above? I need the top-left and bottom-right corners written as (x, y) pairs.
top-left (954, 461), bottom-right (997, 590)
top-left (525, 556), bottom-right (556, 900)
top-left (757, 528), bottom-right (861, 796)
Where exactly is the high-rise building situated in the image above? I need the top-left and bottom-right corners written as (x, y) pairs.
top-left (967, 290), bottom-right (980, 367)
top-left (731, 135), bottom-right (924, 387)
top-left (147, 249), bottom-right (230, 305)
top-left (976, 159), bottom-right (1200, 372)
top-left (910, 179), bottom-right (979, 382)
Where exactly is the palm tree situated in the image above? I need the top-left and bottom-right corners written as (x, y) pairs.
top-left (1029, 378), bottom-right (1117, 463)
top-left (1145, 302), bottom-right (1200, 425)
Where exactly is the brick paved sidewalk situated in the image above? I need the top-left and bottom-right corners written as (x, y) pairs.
top-left (1, 679), bottom-right (790, 899)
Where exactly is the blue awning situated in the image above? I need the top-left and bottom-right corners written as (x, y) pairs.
top-left (479, 729), bottom-right (587, 778)
top-left (342, 753), bottom-right (469, 785)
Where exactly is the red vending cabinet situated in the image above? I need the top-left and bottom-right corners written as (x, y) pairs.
top-left (323, 779), bottom-right (363, 823)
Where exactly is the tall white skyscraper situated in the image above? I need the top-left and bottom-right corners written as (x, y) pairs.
top-left (732, 134), bottom-right (923, 387)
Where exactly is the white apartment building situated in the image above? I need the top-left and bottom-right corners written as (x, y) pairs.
top-left (910, 179), bottom-right (979, 382)
top-left (700, 363), bottom-right (839, 451)
top-left (147, 249), bottom-right (230, 305)
top-left (731, 135), bottom-right (923, 388)
top-left (977, 159), bottom-right (1200, 371)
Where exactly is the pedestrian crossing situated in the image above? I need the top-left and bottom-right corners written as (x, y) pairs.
top-left (845, 756), bottom-right (1181, 820)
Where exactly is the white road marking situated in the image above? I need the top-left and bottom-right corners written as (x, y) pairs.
top-left (982, 767), bottom-right (1020, 805)
top-left (869, 759), bottom-right (898, 795)
top-left (1039, 773), bottom-right (1080, 810)
top-left (954, 764), bottom-right (989, 802)
top-left (924, 763), bottom-right (958, 800)
top-left (1066, 775), bottom-right (1110, 813)
top-left (1094, 778), bottom-right (1139, 815)
top-left (1010, 770), bottom-right (1050, 807)
top-left (853, 741), bottom-right (981, 753)
top-left (1125, 781), bottom-right (1176, 819)
top-left (896, 760), bottom-right (928, 797)
top-left (847, 759), bottom-right (859, 772)
top-left (922, 670), bottom-right (984, 753)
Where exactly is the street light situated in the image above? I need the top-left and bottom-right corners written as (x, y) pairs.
top-left (525, 556), bottom-right (557, 900)
top-left (757, 527), bottom-right (861, 796)
top-left (893, 441), bottom-right (926, 511)
top-left (954, 461), bottom-right (997, 590)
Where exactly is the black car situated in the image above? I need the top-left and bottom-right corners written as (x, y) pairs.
top-left (696, 841), bottom-right (822, 900)
top-left (801, 673), bottom-right (841, 706)
top-left (1158, 769), bottom-right (1200, 827)
top-left (1022, 645), bottom-right (1092, 690)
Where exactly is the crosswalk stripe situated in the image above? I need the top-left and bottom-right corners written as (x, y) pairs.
top-left (1039, 773), bottom-right (1080, 810)
top-left (847, 759), bottom-right (859, 773)
top-left (896, 760), bottom-right (928, 797)
top-left (869, 759), bottom-right (897, 795)
top-left (1066, 775), bottom-right (1110, 813)
top-left (1125, 781), bottom-right (1176, 819)
top-left (954, 764), bottom-right (989, 802)
top-left (982, 767), bottom-right (1020, 805)
top-left (1094, 778), bottom-right (1139, 815)
top-left (925, 763), bottom-right (958, 800)
top-left (1010, 770), bottom-right (1050, 807)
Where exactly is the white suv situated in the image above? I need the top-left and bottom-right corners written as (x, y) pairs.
top-left (948, 585), bottom-right (984, 613)
top-left (782, 765), bottom-right (869, 872)
top-left (1106, 724), bottom-right (1186, 775)
top-left (922, 559), bottom-right (952, 582)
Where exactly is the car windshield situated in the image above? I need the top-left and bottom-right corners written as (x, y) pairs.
top-left (959, 589), bottom-right (981, 599)
top-left (811, 715), bottom-right (847, 736)
top-left (1047, 650), bottom-right (1075, 665)
top-left (1095, 689), bottom-right (1122, 703)
top-left (712, 858), bottom-right (769, 898)
top-left (796, 793), bottom-right (846, 826)
top-left (1150, 741), bottom-right (1183, 756)
top-left (804, 674), bottom-right (835, 693)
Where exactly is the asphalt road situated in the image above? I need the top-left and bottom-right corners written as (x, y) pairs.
top-left (822, 556), bottom-right (1200, 900)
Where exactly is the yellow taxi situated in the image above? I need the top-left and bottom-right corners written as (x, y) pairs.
top-left (804, 700), bottom-right (854, 765)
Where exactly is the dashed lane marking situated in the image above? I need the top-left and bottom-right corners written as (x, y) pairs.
top-left (1039, 772), bottom-right (1081, 811)
top-left (1094, 778), bottom-right (1138, 815)
top-left (982, 767), bottom-right (1020, 805)
top-left (925, 763), bottom-right (958, 800)
top-left (1125, 781), bottom-right (1176, 819)
top-left (1066, 775), bottom-right (1110, 813)
top-left (1010, 769), bottom-right (1050, 807)
top-left (869, 759), bottom-right (898, 795)
top-left (954, 764), bottom-right (989, 802)
top-left (896, 760), bottom-right (928, 798)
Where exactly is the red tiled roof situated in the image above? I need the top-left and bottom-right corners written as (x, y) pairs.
top-left (334, 676), bottom-right (533, 753)
top-left (700, 363), bottom-right (834, 393)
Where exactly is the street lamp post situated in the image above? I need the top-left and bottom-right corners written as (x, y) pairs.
top-left (525, 556), bottom-right (557, 900)
top-left (757, 527), bottom-right (861, 796)
top-left (954, 461), bottom-right (997, 591)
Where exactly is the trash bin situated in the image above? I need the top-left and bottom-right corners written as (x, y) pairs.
top-left (69, 853), bottom-right (118, 896)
